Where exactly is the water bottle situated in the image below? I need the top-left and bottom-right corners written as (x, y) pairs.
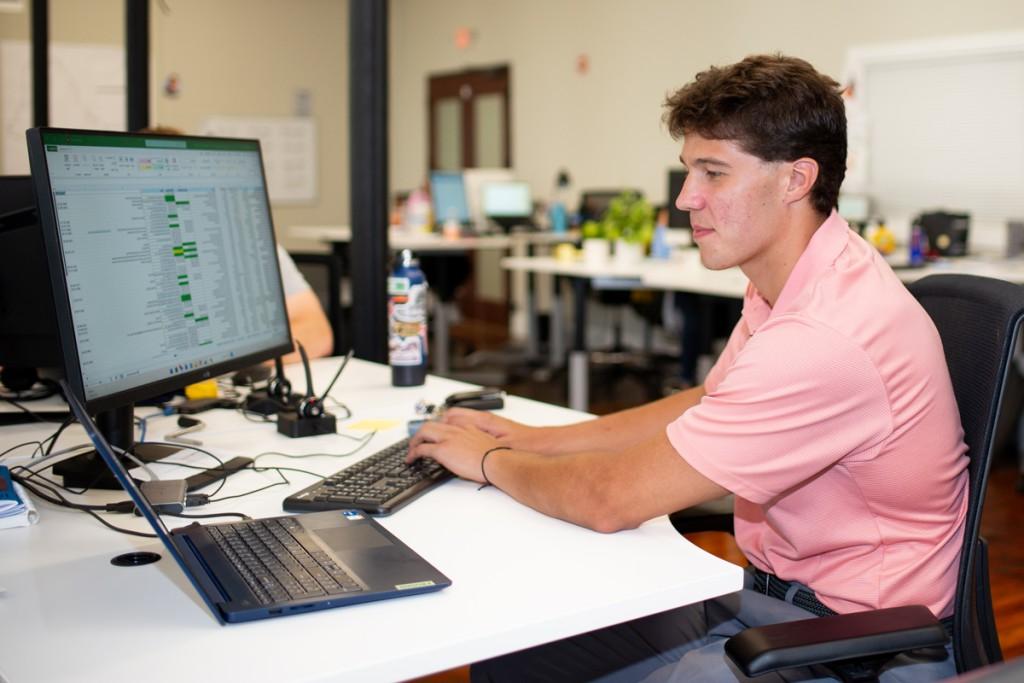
top-left (651, 221), bottom-right (671, 260)
top-left (548, 168), bottom-right (571, 233)
top-left (909, 222), bottom-right (925, 266)
top-left (388, 249), bottom-right (429, 386)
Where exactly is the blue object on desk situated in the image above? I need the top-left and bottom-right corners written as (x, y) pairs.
top-left (549, 201), bottom-right (567, 233)
top-left (0, 465), bottom-right (20, 502)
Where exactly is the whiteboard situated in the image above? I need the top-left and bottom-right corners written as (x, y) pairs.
top-left (200, 116), bottom-right (317, 204)
top-left (844, 33), bottom-right (1024, 231)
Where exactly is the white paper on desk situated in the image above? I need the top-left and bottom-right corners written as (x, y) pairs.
top-left (0, 481), bottom-right (39, 529)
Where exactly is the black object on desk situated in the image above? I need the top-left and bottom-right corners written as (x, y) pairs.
top-left (283, 437), bottom-right (453, 516)
top-left (917, 210), bottom-right (970, 257)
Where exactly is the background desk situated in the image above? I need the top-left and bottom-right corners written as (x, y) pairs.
top-left (505, 248), bottom-right (1024, 411)
top-left (0, 359), bottom-right (742, 683)
top-left (292, 225), bottom-right (576, 374)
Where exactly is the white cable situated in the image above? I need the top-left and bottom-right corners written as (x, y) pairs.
top-left (110, 445), bottom-right (160, 481)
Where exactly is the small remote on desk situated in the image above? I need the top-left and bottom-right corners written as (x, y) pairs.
top-left (184, 456), bottom-right (253, 491)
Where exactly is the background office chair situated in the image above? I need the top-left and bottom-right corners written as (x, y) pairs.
top-left (681, 274), bottom-right (1021, 681)
top-left (290, 250), bottom-right (347, 355)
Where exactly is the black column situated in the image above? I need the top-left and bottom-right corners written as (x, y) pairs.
top-left (348, 0), bottom-right (389, 362)
top-left (30, 0), bottom-right (48, 127)
top-left (125, 0), bottom-right (150, 131)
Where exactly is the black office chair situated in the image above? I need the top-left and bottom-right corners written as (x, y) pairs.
top-left (290, 250), bottom-right (347, 355)
top-left (718, 274), bottom-right (1022, 681)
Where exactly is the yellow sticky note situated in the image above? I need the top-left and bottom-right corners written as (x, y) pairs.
top-left (346, 419), bottom-right (401, 432)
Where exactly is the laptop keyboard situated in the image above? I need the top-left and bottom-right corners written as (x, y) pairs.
top-left (207, 516), bottom-right (363, 605)
top-left (283, 438), bottom-right (453, 515)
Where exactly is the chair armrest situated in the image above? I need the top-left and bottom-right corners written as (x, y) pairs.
top-left (725, 605), bottom-right (948, 677)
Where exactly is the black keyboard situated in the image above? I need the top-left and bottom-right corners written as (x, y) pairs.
top-left (282, 438), bottom-right (453, 516)
top-left (207, 516), bottom-right (363, 605)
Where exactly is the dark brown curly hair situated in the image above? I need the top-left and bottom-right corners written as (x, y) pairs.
top-left (664, 54), bottom-right (847, 217)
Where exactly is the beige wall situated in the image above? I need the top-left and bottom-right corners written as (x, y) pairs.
top-left (0, 0), bottom-right (346, 249)
top-left (5, 0), bottom-right (1024, 235)
top-left (390, 0), bottom-right (1024, 208)
top-left (152, 0), bottom-right (347, 248)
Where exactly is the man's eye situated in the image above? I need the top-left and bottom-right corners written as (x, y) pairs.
top-left (706, 170), bottom-right (723, 179)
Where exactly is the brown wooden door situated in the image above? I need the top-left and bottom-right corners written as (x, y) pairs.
top-left (428, 65), bottom-right (510, 170)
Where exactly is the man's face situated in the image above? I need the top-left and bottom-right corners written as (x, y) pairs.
top-left (676, 134), bottom-right (790, 274)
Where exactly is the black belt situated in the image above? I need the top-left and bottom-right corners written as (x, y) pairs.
top-left (750, 566), bottom-right (837, 617)
top-left (749, 567), bottom-right (955, 637)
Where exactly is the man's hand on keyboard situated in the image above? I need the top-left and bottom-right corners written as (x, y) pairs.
top-left (407, 420), bottom-right (501, 484)
top-left (440, 408), bottom-right (544, 451)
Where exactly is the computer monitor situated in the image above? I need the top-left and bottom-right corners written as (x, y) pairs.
top-left (26, 128), bottom-right (294, 488)
top-left (667, 170), bottom-right (691, 229)
top-left (462, 167), bottom-right (515, 230)
top-left (482, 181), bottom-right (532, 232)
top-left (577, 189), bottom-right (644, 223)
top-left (429, 171), bottom-right (470, 226)
top-left (0, 176), bottom-right (63, 385)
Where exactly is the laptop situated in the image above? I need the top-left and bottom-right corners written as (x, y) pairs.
top-left (61, 381), bottom-right (451, 624)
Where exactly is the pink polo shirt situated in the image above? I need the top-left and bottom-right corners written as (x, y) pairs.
top-left (666, 211), bottom-right (968, 617)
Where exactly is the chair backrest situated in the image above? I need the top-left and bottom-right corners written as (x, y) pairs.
top-left (577, 189), bottom-right (643, 223)
top-left (907, 274), bottom-right (1024, 673)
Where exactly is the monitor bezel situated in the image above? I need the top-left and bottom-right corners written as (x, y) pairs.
top-left (26, 127), bottom-right (295, 415)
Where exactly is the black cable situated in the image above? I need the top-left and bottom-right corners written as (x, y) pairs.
top-left (238, 407), bottom-right (277, 423)
top-left (250, 430), bottom-right (376, 462)
top-left (256, 465), bottom-right (326, 480)
top-left (209, 478), bottom-right (289, 503)
top-left (43, 416), bottom-right (75, 455)
top-left (135, 440), bottom-right (228, 497)
top-left (0, 439), bottom-right (47, 461)
top-left (13, 473), bottom-right (156, 538)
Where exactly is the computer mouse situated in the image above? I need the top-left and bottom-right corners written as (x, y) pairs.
top-left (231, 364), bottom-right (272, 386)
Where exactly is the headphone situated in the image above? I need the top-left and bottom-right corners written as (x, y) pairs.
top-left (297, 394), bottom-right (324, 419)
top-left (295, 342), bottom-right (322, 419)
top-left (266, 356), bottom-right (293, 404)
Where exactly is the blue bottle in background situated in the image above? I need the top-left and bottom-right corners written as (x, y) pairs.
top-left (388, 249), bottom-right (429, 386)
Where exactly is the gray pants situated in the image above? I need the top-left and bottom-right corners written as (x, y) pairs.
top-left (471, 569), bottom-right (956, 682)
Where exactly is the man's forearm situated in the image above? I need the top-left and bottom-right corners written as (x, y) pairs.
top-left (528, 385), bottom-right (705, 455)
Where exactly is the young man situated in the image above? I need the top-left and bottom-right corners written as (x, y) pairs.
top-left (409, 55), bottom-right (967, 681)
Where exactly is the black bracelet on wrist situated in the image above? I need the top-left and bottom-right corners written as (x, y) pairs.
top-left (480, 446), bottom-right (512, 488)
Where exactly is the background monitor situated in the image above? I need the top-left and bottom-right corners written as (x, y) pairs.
top-left (481, 180), bottom-right (532, 232)
top-left (429, 171), bottom-right (470, 225)
top-left (462, 167), bottom-right (515, 230)
top-left (0, 176), bottom-right (63, 387)
top-left (666, 170), bottom-right (691, 228)
top-left (577, 189), bottom-right (644, 223)
top-left (27, 128), bottom-right (294, 488)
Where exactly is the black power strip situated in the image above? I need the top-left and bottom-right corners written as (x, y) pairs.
top-left (184, 456), bottom-right (253, 491)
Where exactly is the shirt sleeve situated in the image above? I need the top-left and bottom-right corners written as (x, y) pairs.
top-left (668, 316), bottom-right (892, 504)
top-left (277, 245), bottom-right (312, 298)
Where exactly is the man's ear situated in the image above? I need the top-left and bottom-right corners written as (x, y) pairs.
top-left (784, 158), bottom-right (819, 205)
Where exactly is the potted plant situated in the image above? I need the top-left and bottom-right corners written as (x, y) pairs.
top-left (605, 191), bottom-right (655, 265)
top-left (580, 191), bottom-right (654, 266)
top-left (580, 217), bottom-right (612, 266)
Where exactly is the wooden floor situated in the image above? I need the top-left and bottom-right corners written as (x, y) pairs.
top-left (407, 363), bottom-right (1024, 681)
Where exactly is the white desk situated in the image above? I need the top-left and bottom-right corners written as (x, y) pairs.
top-left (0, 359), bottom-right (742, 683)
top-left (504, 247), bottom-right (1024, 411)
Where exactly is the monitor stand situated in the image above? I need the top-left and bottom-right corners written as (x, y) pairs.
top-left (54, 404), bottom-right (179, 490)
